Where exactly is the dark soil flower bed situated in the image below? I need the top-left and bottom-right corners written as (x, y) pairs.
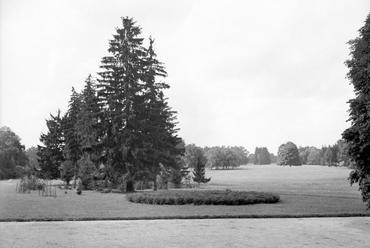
top-left (127, 190), bottom-right (280, 205)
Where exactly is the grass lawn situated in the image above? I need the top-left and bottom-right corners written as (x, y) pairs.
top-left (0, 164), bottom-right (369, 221)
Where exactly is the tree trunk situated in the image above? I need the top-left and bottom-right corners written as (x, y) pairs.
top-left (126, 180), bottom-right (134, 192)
top-left (153, 175), bottom-right (157, 191)
top-left (65, 180), bottom-right (70, 189)
top-left (73, 162), bottom-right (77, 188)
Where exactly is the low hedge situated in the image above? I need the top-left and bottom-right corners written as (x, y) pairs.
top-left (126, 190), bottom-right (280, 205)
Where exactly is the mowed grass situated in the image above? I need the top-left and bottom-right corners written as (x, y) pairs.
top-left (0, 165), bottom-right (369, 221)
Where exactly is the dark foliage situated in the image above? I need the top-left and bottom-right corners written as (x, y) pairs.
top-left (342, 13), bottom-right (370, 208)
top-left (254, 147), bottom-right (271, 165)
top-left (204, 146), bottom-right (249, 169)
top-left (0, 126), bottom-right (28, 179)
top-left (127, 190), bottom-right (280, 205)
top-left (38, 111), bottom-right (64, 179)
top-left (184, 144), bottom-right (210, 183)
top-left (38, 17), bottom-right (184, 189)
top-left (277, 141), bottom-right (301, 166)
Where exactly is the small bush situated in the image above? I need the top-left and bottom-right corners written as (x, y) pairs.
top-left (126, 190), bottom-right (280, 205)
top-left (101, 188), bottom-right (112, 193)
top-left (16, 176), bottom-right (45, 193)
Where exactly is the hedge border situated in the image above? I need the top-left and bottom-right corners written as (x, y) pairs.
top-left (126, 190), bottom-right (280, 205)
top-left (1, 213), bottom-right (370, 222)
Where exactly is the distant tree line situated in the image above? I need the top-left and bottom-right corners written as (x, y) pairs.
top-left (203, 146), bottom-right (249, 169)
top-left (298, 140), bottom-right (350, 167)
top-left (245, 140), bottom-right (351, 167)
top-left (276, 140), bottom-right (351, 167)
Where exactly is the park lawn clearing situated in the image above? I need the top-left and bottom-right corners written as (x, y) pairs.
top-left (0, 165), bottom-right (369, 221)
top-left (127, 190), bottom-right (280, 205)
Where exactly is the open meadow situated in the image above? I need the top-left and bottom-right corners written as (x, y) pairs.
top-left (0, 164), bottom-right (369, 221)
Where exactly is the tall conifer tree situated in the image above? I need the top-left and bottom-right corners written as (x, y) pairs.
top-left (96, 17), bottom-right (146, 185)
top-left (139, 38), bottom-right (183, 189)
top-left (38, 110), bottom-right (64, 179)
top-left (63, 87), bottom-right (82, 180)
top-left (75, 75), bottom-right (101, 187)
top-left (76, 75), bottom-right (101, 163)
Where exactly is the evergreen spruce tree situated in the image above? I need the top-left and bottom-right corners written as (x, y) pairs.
top-left (63, 87), bottom-right (82, 182)
top-left (138, 38), bottom-right (184, 189)
top-left (38, 110), bottom-right (64, 179)
top-left (184, 145), bottom-right (210, 184)
top-left (74, 75), bottom-right (102, 187)
top-left (342, 13), bottom-right (370, 207)
top-left (192, 153), bottom-right (211, 184)
top-left (76, 75), bottom-right (101, 164)
top-left (96, 17), bottom-right (147, 186)
top-left (97, 18), bottom-right (183, 190)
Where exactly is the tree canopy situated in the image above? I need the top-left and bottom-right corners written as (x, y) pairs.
top-left (184, 144), bottom-right (210, 184)
top-left (254, 147), bottom-right (271, 165)
top-left (37, 111), bottom-right (64, 179)
top-left (0, 126), bottom-right (28, 179)
top-left (342, 13), bottom-right (370, 208)
top-left (277, 141), bottom-right (301, 166)
top-left (204, 146), bottom-right (249, 169)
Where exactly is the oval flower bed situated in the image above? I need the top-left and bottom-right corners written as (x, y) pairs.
top-left (127, 190), bottom-right (280, 205)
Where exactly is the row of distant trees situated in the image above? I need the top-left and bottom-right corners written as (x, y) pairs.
top-left (247, 140), bottom-right (350, 167)
top-left (186, 139), bottom-right (351, 169)
top-left (203, 146), bottom-right (249, 169)
top-left (298, 140), bottom-right (350, 166)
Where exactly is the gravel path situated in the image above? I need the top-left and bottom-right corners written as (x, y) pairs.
top-left (0, 217), bottom-right (369, 248)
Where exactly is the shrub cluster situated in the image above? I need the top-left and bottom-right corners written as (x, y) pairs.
top-left (127, 190), bottom-right (280, 205)
top-left (17, 176), bottom-right (46, 192)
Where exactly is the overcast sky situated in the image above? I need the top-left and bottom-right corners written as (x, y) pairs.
top-left (1, 0), bottom-right (369, 153)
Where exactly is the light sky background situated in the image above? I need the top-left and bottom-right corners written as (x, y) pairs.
top-left (1, 0), bottom-right (369, 154)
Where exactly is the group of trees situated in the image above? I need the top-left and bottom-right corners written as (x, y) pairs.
top-left (37, 18), bottom-right (184, 190)
top-left (277, 140), bottom-right (351, 167)
top-left (298, 140), bottom-right (350, 167)
top-left (252, 147), bottom-right (272, 165)
top-left (0, 126), bottom-right (43, 180)
top-left (244, 140), bottom-right (351, 167)
top-left (0, 127), bottom-right (28, 179)
top-left (183, 144), bottom-right (210, 183)
top-left (203, 146), bottom-right (249, 169)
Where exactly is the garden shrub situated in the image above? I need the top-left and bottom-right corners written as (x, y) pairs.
top-left (127, 190), bottom-right (280, 205)
top-left (101, 188), bottom-right (112, 193)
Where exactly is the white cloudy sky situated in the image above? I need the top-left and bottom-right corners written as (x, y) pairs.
top-left (1, 0), bottom-right (369, 153)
